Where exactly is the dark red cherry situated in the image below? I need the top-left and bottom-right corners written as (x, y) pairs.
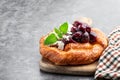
top-left (71, 26), bottom-right (78, 33)
top-left (69, 37), bottom-right (76, 43)
top-left (78, 24), bottom-right (86, 33)
top-left (89, 32), bottom-right (97, 43)
top-left (80, 32), bottom-right (89, 43)
top-left (73, 21), bottom-right (82, 27)
top-left (86, 26), bottom-right (91, 33)
top-left (72, 31), bottom-right (82, 42)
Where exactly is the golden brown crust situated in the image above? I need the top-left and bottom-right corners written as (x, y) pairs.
top-left (40, 28), bottom-right (108, 65)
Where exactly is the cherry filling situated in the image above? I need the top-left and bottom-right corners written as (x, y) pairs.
top-left (52, 21), bottom-right (97, 50)
top-left (63, 21), bottom-right (97, 45)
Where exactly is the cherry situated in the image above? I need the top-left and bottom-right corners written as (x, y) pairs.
top-left (71, 26), bottom-right (78, 33)
top-left (72, 31), bottom-right (82, 42)
top-left (89, 32), bottom-right (97, 43)
top-left (69, 37), bottom-right (76, 43)
top-left (73, 21), bottom-right (82, 27)
top-left (80, 32), bottom-right (89, 43)
top-left (86, 26), bottom-right (91, 33)
top-left (78, 25), bottom-right (86, 33)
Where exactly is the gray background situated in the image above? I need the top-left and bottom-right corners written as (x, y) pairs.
top-left (0, 0), bottom-right (120, 80)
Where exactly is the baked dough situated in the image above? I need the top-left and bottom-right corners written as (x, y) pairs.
top-left (39, 28), bottom-right (108, 65)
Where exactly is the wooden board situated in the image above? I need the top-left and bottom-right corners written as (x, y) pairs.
top-left (40, 58), bottom-right (98, 75)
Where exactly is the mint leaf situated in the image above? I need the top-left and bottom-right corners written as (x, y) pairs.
top-left (54, 28), bottom-right (63, 38)
top-left (44, 22), bottom-right (68, 45)
top-left (59, 22), bottom-right (68, 34)
top-left (44, 33), bottom-right (57, 45)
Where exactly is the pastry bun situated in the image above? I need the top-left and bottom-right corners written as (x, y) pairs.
top-left (40, 28), bottom-right (108, 65)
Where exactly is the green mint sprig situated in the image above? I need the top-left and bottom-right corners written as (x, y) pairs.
top-left (54, 28), bottom-right (63, 38)
top-left (59, 22), bottom-right (68, 34)
top-left (44, 33), bottom-right (57, 45)
top-left (44, 22), bottom-right (68, 45)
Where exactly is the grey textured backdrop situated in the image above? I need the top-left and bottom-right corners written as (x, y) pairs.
top-left (0, 0), bottom-right (120, 80)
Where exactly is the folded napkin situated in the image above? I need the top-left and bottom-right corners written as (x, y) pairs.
top-left (95, 26), bottom-right (120, 80)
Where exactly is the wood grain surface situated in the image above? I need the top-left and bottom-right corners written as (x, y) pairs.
top-left (40, 58), bottom-right (98, 75)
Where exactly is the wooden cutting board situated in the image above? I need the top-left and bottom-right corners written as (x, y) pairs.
top-left (40, 58), bottom-right (98, 75)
